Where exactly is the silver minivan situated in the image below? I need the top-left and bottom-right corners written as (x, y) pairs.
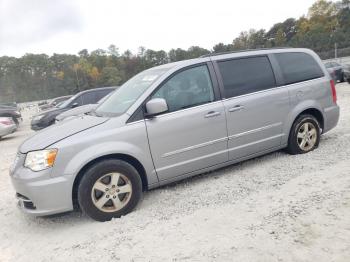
top-left (10, 48), bottom-right (339, 221)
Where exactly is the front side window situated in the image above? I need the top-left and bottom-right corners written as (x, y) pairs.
top-left (71, 95), bottom-right (83, 106)
top-left (152, 65), bottom-right (214, 113)
top-left (218, 56), bottom-right (276, 99)
top-left (82, 92), bottom-right (96, 105)
top-left (95, 89), bottom-right (113, 102)
top-left (275, 52), bottom-right (324, 85)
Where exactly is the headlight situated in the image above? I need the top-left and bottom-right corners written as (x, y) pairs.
top-left (24, 149), bottom-right (58, 171)
top-left (32, 115), bottom-right (44, 121)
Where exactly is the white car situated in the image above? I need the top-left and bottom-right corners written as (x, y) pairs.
top-left (0, 117), bottom-right (17, 139)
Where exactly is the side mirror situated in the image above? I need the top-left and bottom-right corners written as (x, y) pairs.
top-left (71, 102), bottom-right (79, 108)
top-left (145, 98), bottom-right (168, 117)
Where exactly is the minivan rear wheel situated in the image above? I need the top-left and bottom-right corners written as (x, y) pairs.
top-left (287, 114), bottom-right (321, 155)
top-left (78, 159), bottom-right (142, 222)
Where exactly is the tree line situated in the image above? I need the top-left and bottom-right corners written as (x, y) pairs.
top-left (1, 0), bottom-right (350, 103)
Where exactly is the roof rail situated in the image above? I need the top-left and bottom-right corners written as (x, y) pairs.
top-left (200, 47), bottom-right (293, 58)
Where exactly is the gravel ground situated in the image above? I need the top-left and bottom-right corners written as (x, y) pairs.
top-left (1, 83), bottom-right (350, 262)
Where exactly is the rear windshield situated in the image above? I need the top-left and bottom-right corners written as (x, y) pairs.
top-left (275, 52), bottom-right (324, 85)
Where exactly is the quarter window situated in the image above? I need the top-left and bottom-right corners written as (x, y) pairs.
top-left (275, 52), bottom-right (324, 85)
top-left (152, 65), bottom-right (214, 113)
top-left (217, 56), bottom-right (276, 98)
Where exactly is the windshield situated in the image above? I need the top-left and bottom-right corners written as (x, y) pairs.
top-left (95, 68), bottom-right (169, 116)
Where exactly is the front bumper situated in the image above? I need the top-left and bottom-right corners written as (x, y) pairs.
top-left (30, 119), bottom-right (46, 131)
top-left (10, 156), bottom-right (74, 216)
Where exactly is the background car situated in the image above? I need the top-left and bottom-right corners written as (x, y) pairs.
top-left (324, 61), bottom-right (345, 82)
top-left (0, 117), bottom-right (17, 139)
top-left (343, 64), bottom-right (350, 84)
top-left (39, 95), bottom-right (72, 111)
top-left (0, 102), bottom-right (18, 109)
top-left (31, 86), bottom-right (117, 130)
top-left (55, 90), bottom-right (116, 122)
top-left (0, 106), bottom-right (22, 126)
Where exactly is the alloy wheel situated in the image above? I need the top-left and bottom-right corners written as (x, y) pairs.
top-left (91, 172), bottom-right (132, 213)
top-left (297, 122), bottom-right (317, 151)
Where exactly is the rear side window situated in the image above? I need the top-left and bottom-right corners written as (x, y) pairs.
top-left (275, 52), bottom-right (324, 85)
top-left (217, 56), bottom-right (276, 98)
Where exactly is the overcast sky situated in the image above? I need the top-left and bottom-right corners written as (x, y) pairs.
top-left (0, 0), bottom-right (317, 57)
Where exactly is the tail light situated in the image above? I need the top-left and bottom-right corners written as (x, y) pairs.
top-left (0, 118), bottom-right (13, 125)
top-left (330, 80), bottom-right (337, 103)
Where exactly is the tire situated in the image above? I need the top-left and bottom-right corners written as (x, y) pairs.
top-left (287, 114), bottom-right (321, 155)
top-left (78, 159), bottom-right (142, 222)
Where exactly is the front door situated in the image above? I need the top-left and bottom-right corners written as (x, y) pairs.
top-left (145, 64), bottom-right (228, 181)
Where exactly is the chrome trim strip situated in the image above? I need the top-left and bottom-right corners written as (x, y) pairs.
top-left (228, 122), bottom-right (282, 140)
top-left (162, 137), bottom-right (228, 158)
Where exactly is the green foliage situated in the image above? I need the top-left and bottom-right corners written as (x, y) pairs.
top-left (1, 0), bottom-right (350, 103)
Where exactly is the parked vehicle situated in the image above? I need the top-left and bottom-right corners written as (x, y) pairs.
top-left (10, 48), bottom-right (339, 221)
top-left (343, 64), bottom-right (350, 84)
top-left (55, 91), bottom-right (115, 122)
top-left (55, 104), bottom-right (97, 123)
top-left (324, 61), bottom-right (345, 82)
top-left (0, 106), bottom-right (22, 126)
top-left (31, 87), bottom-right (116, 130)
top-left (0, 117), bottom-right (17, 139)
top-left (37, 100), bottom-right (48, 106)
top-left (0, 102), bottom-right (18, 109)
top-left (39, 95), bottom-right (72, 111)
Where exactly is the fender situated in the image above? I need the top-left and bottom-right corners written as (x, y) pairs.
top-left (50, 120), bottom-right (159, 187)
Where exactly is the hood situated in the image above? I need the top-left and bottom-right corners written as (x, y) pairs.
top-left (56, 104), bottom-right (97, 121)
top-left (20, 115), bottom-right (108, 153)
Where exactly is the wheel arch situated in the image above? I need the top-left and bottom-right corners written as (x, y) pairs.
top-left (72, 153), bottom-right (148, 208)
top-left (296, 108), bottom-right (324, 131)
top-left (285, 106), bottom-right (324, 145)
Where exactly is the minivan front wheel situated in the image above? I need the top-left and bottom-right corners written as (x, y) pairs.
top-left (78, 159), bottom-right (142, 222)
top-left (287, 114), bottom-right (321, 155)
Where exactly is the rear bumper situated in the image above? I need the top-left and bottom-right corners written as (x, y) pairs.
top-left (323, 104), bottom-right (340, 133)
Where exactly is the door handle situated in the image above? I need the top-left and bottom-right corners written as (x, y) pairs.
top-left (205, 111), bottom-right (221, 118)
top-left (228, 105), bottom-right (244, 112)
